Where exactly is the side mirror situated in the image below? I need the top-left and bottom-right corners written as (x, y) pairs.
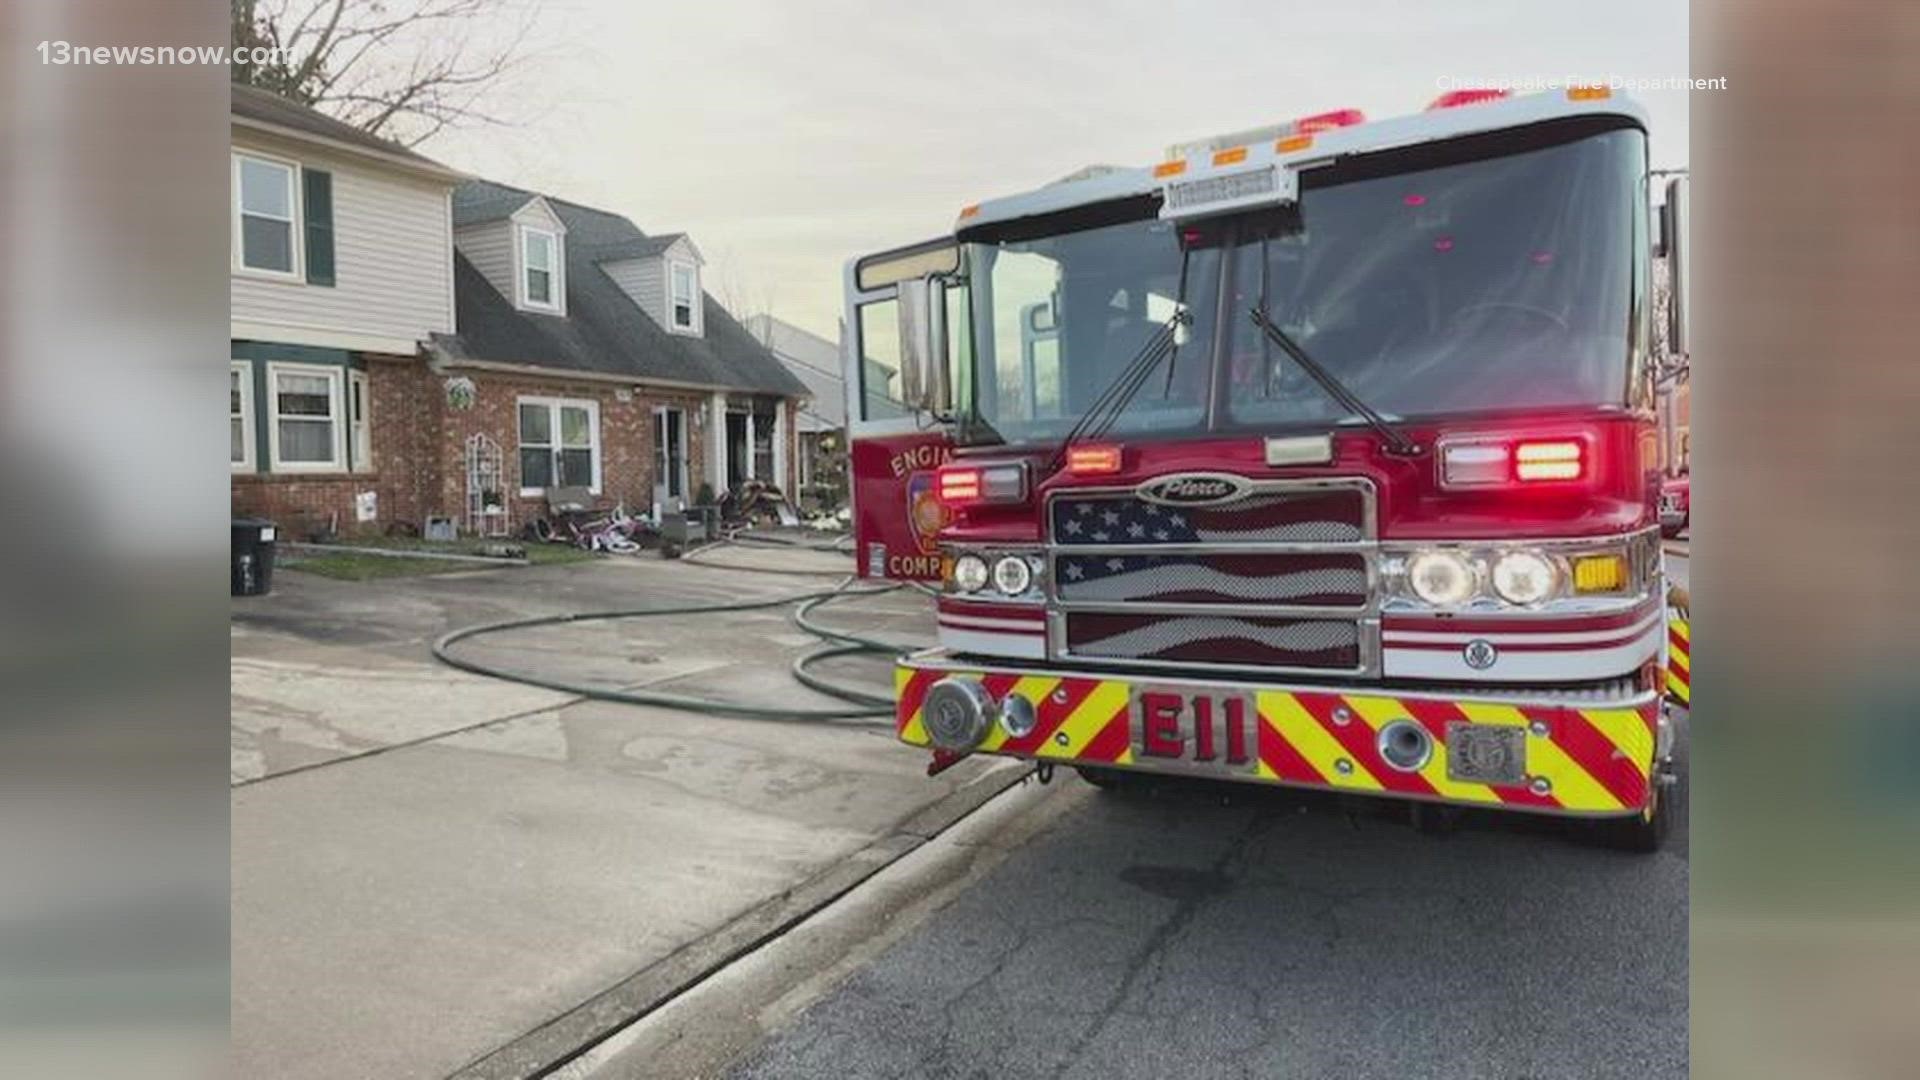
top-left (1663, 176), bottom-right (1689, 357)
top-left (895, 277), bottom-right (951, 414)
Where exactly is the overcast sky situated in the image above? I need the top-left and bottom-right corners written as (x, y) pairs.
top-left (428, 0), bottom-right (1691, 342)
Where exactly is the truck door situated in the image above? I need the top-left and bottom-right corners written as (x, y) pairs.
top-left (842, 239), bottom-right (963, 580)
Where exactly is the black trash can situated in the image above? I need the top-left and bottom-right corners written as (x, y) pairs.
top-left (231, 518), bottom-right (278, 596)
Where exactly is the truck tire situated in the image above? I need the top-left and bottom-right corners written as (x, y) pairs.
top-left (1595, 782), bottom-right (1672, 853)
top-left (1076, 765), bottom-right (1139, 791)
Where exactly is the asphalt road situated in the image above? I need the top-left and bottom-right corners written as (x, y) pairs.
top-left (728, 574), bottom-right (1692, 1079)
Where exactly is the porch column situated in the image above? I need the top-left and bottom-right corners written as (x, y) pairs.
top-left (773, 401), bottom-right (789, 493)
top-left (707, 391), bottom-right (727, 494)
top-left (745, 410), bottom-right (759, 481)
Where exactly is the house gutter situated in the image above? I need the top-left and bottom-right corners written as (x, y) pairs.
top-left (430, 354), bottom-right (788, 397)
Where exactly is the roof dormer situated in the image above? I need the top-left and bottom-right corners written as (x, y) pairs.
top-left (510, 197), bottom-right (566, 316)
top-left (598, 233), bottom-right (704, 337)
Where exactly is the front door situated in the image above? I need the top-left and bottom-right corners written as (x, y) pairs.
top-left (652, 406), bottom-right (686, 512)
top-left (725, 412), bottom-right (749, 489)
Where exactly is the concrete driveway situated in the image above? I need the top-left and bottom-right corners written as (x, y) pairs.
top-left (231, 548), bottom-right (1012, 1080)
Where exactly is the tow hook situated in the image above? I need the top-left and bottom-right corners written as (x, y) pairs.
top-left (926, 749), bottom-right (970, 777)
top-left (1035, 762), bottom-right (1055, 785)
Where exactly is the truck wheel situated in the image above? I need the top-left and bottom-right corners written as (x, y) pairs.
top-left (1596, 782), bottom-right (1672, 853)
top-left (1076, 765), bottom-right (1137, 791)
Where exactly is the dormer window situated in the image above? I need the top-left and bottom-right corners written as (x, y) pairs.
top-left (519, 225), bottom-right (561, 311)
top-left (669, 260), bottom-right (699, 333)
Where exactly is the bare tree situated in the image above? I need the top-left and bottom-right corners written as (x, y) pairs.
top-left (231, 0), bottom-right (543, 147)
top-left (709, 245), bottom-right (781, 336)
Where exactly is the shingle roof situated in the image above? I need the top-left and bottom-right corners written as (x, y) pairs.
top-left (230, 84), bottom-right (456, 174)
top-left (438, 180), bottom-right (807, 396)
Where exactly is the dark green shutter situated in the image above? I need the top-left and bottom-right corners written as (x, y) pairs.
top-left (303, 169), bottom-right (335, 286)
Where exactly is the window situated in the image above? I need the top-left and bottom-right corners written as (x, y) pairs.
top-left (349, 370), bottom-right (371, 471)
top-left (235, 154), bottom-right (299, 275)
top-left (521, 226), bottom-right (560, 310)
top-left (517, 397), bottom-right (599, 494)
top-left (670, 261), bottom-right (697, 331)
top-left (266, 363), bottom-right (343, 471)
top-left (653, 407), bottom-right (686, 501)
top-left (751, 405), bottom-right (775, 483)
top-left (230, 362), bottom-right (254, 471)
top-left (856, 298), bottom-right (906, 420)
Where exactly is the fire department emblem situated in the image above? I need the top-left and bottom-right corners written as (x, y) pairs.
top-left (1463, 638), bottom-right (1499, 670)
top-left (1136, 473), bottom-right (1253, 507)
top-left (906, 472), bottom-right (948, 555)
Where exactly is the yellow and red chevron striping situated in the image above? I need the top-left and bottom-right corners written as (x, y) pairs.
top-left (1665, 618), bottom-right (1690, 705)
top-left (896, 665), bottom-right (1659, 814)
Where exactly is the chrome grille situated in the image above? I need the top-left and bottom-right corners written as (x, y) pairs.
top-left (1046, 477), bottom-right (1378, 676)
top-left (1056, 552), bottom-right (1367, 606)
top-left (1064, 612), bottom-right (1362, 669)
top-left (1049, 485), bottom-right (1366, 546)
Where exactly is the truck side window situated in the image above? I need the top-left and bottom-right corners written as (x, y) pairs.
top-left (945, 282), bottom-right (974, 420)
top-left (857, 298), bottom-right (907, 420)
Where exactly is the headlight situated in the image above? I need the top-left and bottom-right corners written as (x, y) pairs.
top-left (1490, 550), bottom-right (1560, 605)
top-left (1407, 550), bottom-right (1477, 606)
top-left (991, 554), bottom-right (1033, 596)
top-left (952, 554), bottom-right (989, 593)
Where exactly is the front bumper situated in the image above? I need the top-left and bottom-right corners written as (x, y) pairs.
top-left (896, 650), bottom-right (1665, 819)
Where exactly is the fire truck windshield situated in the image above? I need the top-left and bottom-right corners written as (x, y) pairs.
top-left (955, 125), bottom-right (1645, 447)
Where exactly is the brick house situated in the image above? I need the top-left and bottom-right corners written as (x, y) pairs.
top-left (432, 180), bottom-right (807, 530)
top-left (229, 87), bottom-right (806, 537)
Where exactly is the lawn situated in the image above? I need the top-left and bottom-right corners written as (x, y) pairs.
top-left (280, 535), bottom-right (600, 581)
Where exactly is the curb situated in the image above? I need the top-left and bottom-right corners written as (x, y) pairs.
top-left (1663, 540), bottom-right (1690, 557)
top-left (447, 759), bottom-right (1029, 1080)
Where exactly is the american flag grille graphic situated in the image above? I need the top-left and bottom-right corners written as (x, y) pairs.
top-left (1065, 612), bottom-right (1362, 669)
top-left (1049, 489), bottom-right (1364, 545)
top-left (1056, 552), bottom-right (1368, 606)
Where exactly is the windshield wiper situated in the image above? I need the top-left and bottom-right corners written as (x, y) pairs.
top-left (962, 408), bottom-right (1006, 447)
top-left (1247, 306), bottom-right (1422, 457)
top-left (1043, 249), bottom-right (1193, 477)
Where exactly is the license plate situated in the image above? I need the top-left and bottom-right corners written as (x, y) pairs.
top-left (1445, 722), bottom-right (1527, 785)
top-left (1129, 685), bottom-right (1258, 774)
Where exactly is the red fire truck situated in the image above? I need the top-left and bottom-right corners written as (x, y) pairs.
top-left (842, 87), bottom-right (1690, 850)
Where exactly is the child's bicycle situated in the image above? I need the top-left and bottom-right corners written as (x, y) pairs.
top-left (528, 504), bottom-right (651, 554)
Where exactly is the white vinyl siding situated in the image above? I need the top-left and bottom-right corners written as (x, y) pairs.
top-left (230, 361), bottom-right (255, 472)
top-left (230, 131), bottom-right (455, 349)
top-left (602, 256), bottom-right (665, 326)
top-left (518, 225), bottom-right (561, 312)
top-left (234, 152), bottom-right (300, 277)
top-left (266, 362), bottom-right (344, 472)
top-left (517, 396), bottom-right (600, 495)
top-left (455, 219), bottom-right (515, 302)
top-left (348, 370), bottom-right (371, 472)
